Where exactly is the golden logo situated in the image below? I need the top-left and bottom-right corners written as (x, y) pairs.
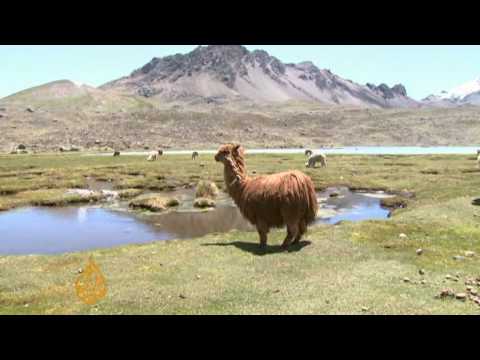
top-left (75, 256), bottom-right (107, 305)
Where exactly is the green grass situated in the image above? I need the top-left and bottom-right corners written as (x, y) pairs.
top-left (1, 152), bottom-right (480, 314)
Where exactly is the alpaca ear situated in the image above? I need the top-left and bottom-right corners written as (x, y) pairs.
top-left (233, 144), bottom-right (243, 155)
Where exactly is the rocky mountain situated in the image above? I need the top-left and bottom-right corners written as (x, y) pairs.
top-left (101, 45), bottom-right (420, 108)
top-left (422, 78), bottom-right (480, 107)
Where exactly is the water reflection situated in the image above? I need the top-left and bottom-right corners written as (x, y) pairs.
top-left (0, 188), bottom-right (391, 255)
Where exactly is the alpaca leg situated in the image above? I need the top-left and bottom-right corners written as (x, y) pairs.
top-left (281, 223), bottom-right (298, 249)
top-left (256, 222), bottom-right (269, 249)
top-left (259, 231), bottom-right (268, 249)
top-left (282, 227), bottom-right (293, 247)
top-left (292, 220), bottom-right (306, 244)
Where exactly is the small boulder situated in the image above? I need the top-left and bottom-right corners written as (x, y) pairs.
top-left (465, 251), bottom-right (475, 257)
top-left (453, 255), bottom-right (466, 261)
top-left (416, 248), bottom-right (423, 255)
top-left (403, 277), bottom-right (411, 283)
top-left (419, 269), bottom-right (425, 275)
top-left (399, 233), bottom-right (407, 239)
top-left (465, 277), bottom-right (476, 285)
top-left (455, 293), bottom-right (467, 301)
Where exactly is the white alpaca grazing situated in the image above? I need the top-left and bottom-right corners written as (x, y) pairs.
top-left (147, 151), bottom-right (158, 161)
top-left (305, 153), bottom-right (327, 168)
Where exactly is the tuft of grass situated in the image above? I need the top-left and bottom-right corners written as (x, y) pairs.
top-left (129, 195), bottom-right (179, 212)
top-left (118, 188), bottom-right (143, 199)
top-left (193, 197), bottom-right (216, 208)
top-left (195, 181), bottom-right (219, 199)
top-left (380, 196), bottom-right (408, 210)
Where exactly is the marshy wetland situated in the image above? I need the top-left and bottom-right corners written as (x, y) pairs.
top-left (1, 151), bottom-right (480, 314)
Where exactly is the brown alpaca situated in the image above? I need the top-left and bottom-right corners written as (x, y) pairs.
top-left (215, 143), bottom-right (318, 250)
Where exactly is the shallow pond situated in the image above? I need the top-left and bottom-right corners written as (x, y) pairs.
top-left (0, 187), bottom-right (392, 255)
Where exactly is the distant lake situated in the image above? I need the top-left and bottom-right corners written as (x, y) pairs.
top-left (92, 146), bottom-right (480, 156)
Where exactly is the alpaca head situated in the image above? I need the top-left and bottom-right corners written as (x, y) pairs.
top-left (215, 144), bottom-right (246, 186)
top-left (214, 143), bottom-right (244, 163)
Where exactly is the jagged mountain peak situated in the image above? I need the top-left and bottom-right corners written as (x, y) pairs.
top-left (101, 46), bottom-right (418, 108)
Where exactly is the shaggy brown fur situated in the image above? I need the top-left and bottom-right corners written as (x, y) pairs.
top-left (305, 149), bottom-right (313, 157)
top-left (215, 143), bottom-right (318, 250)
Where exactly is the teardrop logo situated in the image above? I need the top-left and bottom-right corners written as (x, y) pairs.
top-left (75, 256), bottom-right (107, 305)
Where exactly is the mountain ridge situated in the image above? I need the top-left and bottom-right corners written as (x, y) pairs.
top-left (422, 78), bottom-right (480, 107)
top-left (100, 45), bottom-right (419, 108)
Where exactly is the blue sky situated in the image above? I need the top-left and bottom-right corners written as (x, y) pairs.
top-left (1, 45), bottom-right (479, 100)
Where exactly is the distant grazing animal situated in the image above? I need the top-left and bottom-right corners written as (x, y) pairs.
top-left (158, 149), bottom-right (163, 156)
top-left (306, 153), bottom-right (327, 168)
top-left (305, 149), bottom-right (313, 157)
top-left (113, 151), bottom-right (120, 157)
top-left (477, 153), bottom-right (480, 168)
top-left (192, 151), bottom-right (199, 160)
top-left (215, 143), bottom-right (318, 250)
top-left (147, 151), bottom-right (158, 161)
